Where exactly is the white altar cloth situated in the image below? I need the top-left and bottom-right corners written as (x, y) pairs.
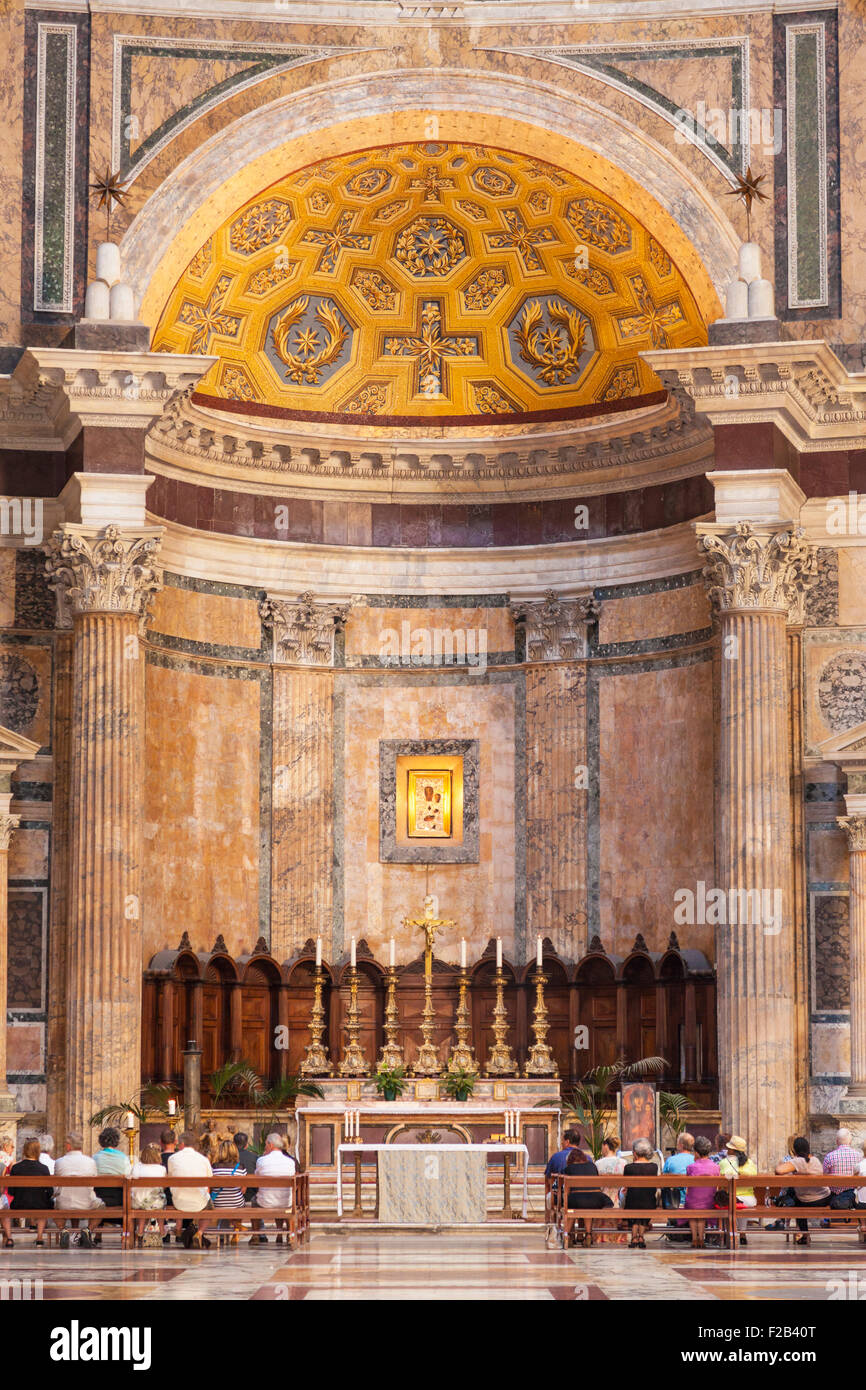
top-left (336, 1143), bottom-right (529, 1222)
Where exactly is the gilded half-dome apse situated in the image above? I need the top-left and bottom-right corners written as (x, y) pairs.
top-left (152, 143), bottom-right (708, 423)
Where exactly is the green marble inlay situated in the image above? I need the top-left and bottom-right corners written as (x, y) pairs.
top-left (119, 45), bottom-right (318, 177)
top-left (39, 28), bottom-right (72, 309)
top-left (791, 29), bottom-right (824, 306)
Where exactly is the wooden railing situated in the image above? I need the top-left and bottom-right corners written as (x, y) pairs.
top-left (1, 1172), bottom-right (311, 1251)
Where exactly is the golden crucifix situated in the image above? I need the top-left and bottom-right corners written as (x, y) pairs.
top-left (402, 895), bottom-right (455, 1076)
top-left (402, 894), bottom-right (455, 977)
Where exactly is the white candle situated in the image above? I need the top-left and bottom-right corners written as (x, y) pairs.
top-left (316, 936), bottom-right (322, 968)
top-left (124, 1112), bottom-right (134, 1131)
top-left (167, 1098), bottom-right (176, 1116)
top-left (351, 936), bottom-right (356, 968)
top-left (390, 938), bottom-right (395, 968)
top-left (461, 938), bottom-right (467, 970)
top-left (537, 936), bottom-right (543, 969)
top-left (496, 937), bottom-right (502, 969)
top-left (345, 1110), bottom-right (351, 1141)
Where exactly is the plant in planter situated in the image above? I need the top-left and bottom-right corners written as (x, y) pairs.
top-left (443, 1067), bottom-right (477, 1102)
top-left (375, 1065), bottom-right (408, 1102)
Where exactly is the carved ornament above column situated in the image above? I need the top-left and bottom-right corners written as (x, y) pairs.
top-left (510, 590), bottom-right (598, 662)
top-left (0, 813), bottom-right (20, 853)
top-left (837, 816), bottom-right (866, 852)
top-left (259, 592), bottom-right (351, 666)
top-left (696, 521), bottom-right (817, 619)
top-left (44, 524), bottom-right (164, 620)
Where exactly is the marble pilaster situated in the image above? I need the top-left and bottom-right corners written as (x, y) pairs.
top-left (45, 524), bottom-right (163, 1141)
top-left (836, 809), bottom-right (866, 1109)
top-left (697, 520), bottom-right (816, 1168)
top-left (0, 725), bottom-right (40, 1147)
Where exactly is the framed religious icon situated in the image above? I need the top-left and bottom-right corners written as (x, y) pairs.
top-left (617, 1082), bottom-right (659, 1154)
top-left (407, 768), bottom-right (452, 837)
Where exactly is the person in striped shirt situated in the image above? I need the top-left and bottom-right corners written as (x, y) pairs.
top-left (211, 1137), bottom-right (247, 1243)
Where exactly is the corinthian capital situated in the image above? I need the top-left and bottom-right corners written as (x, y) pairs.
top-left (259, 592), bottom-right (350, 666)
top-left (696, 521), bottom-right (817, 618)
top-left (838, 816), bottom-right (866, 852)
top-left (0, 813), bottom-right (20, 852)
top-left (510, 590), bottom-right (598, 662)
top-left (44, 524), bottom-right (163, 620)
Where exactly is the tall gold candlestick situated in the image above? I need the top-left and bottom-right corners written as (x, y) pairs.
top-left (378, 966), bottom-right (404, 1070)
top-left (484, 968), bottom-right (517, 1076)
top-left (447, 969), bottom-right (477, 1073)
top-left (338, 967), bottom-right (369, 1077)
top-left (300, 966), bottom-right (333, 1076)
top-left (411, 959), bottom-right (441, 1076)
top-left (524, 969), bottom-right (559, 1077)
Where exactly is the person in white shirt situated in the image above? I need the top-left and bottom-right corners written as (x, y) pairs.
top-left (856, 1152), bottom-right (866, 1235)
top-left (251, 1133), bottom-right (296, 1244)
top-left (54, 1132), bottom-right (103, 1245)
top-left (38, 1133), bottom-right (55, 1175)
top-left (166, 1133), bottom-right (213, 1222)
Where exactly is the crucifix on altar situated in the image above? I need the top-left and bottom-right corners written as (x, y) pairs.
top-left (402, 894), bottom-right (455, 1075)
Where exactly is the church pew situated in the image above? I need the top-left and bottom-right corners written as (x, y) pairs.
top-left (731, 1173), bottom-right (866, 1244)
top-left (551, 1172), bottom-right (735, 1249)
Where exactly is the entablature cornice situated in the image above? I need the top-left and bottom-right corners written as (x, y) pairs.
top-left (643, 341), bottom-right (866, 452)
top-left (145, 388), bottom-right (713, 504)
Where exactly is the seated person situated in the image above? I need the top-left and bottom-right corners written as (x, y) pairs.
top-left (94, 1126), bottom-right (131, 1209)
top-left (684, 1135), bottom-right (719, 1248)
top-left (776, 1136), bottom-right (830, 1245)
top-left (130, 1143), bottom-right (168, 1245)
top-left (1, 1137), bottom-right (53, 1247)
top-left (622, 1138), bottom-right (658, 1248)
top-left (211, 1137), bottom-right (248, 1241)
top-left (167, 1133), bottom-right (214, 1247)
top-left (662, 1132), bottom-right (695, 1209)
top-left (718, 1135), bottom-right (758, 1245)
top-left (54, 1131), bottom-right (103, 1243)
top-left (545, 1127), bottom-right (584, 1179)
top-left (562, 1146), bottom-right (613, 1247)
top-left (251, 1133), bottom-right (296, 1244)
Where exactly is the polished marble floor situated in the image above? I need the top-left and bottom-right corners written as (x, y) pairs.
top-left (0, 1228), bottom-right (863, 1301)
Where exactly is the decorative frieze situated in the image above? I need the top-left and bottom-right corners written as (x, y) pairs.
top-left (697, 521), bottom-right (817, 617)
top-left (510, 590), bottom-right (598, 661)
top-left (259, 593), bottom-right (350, 666)
top-left (45, 525), bottom-right (163, 620)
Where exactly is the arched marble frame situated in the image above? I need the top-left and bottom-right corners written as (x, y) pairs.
top-left (125, 68), bottom-right (736, 331)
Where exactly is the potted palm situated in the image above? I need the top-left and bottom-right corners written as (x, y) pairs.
top-left (443, 1067), bottom-right (477, 1102)
top-left (375, 1065), bottom-right (407, 1102)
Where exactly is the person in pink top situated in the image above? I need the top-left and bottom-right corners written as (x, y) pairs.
top-left (684, 1135), bottom-right (720, 1248)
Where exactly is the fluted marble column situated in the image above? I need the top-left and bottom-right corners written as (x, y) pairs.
top-left (45, 524), bottom-right (162, 1140)
top-left (698, 521), bottom-right (816, 1169)
top-left (836, 813), bottom-right (866, 1103)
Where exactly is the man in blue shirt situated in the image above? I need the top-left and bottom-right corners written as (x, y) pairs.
top-left (545, 1128), bottom-right (584, 1178)
top-left (662, 1131), bottom-right (695, 1207)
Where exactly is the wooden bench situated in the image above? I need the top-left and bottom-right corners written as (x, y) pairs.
top-left (1, 1172), bottom-right (311, 1251)
top-left (551, 1173), bottom-right (735, 1249)
top-left (732, 1174), bottom-right (866, 1244)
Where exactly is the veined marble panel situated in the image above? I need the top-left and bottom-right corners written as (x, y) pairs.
top-left (598, 578), bottom-right (709, 645)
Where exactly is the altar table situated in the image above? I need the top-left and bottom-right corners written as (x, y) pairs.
top-left (336, 1143), bottom-right (529, 1223)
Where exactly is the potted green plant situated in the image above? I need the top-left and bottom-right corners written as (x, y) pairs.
top-left (375, 1065), bottom-right (408, 1102)
top-left (443, 1067), bottom-right (477, 1102)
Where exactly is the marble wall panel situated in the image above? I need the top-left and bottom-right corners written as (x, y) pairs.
top-left (598, 581), bottom-right (710, 646)
top-left (143, 658), bottom-right (262, 961)
top-left (598, 659), bottom-right (715, 959)
top-left (808, 821), bottom-right (850, 887)
top-left (7, 889), bottom-right (44, 1010)
top-left (0, 641), bottom-right (51, 748)
top-left (803, 632), bottom-right (866, 751)
top-left (0, 551), bottom-right (15, 626)
top-left (813, 891), bottom-right (849, 1012)
top-left (8, 827), bottom-right (49, 881)
top-left (6, 1022), bottom-right (43, 1076)
top-left (338, 676), bottom-right (516, 966)
top-left (837, 548), bottom-right (866, 626)
top-left (345, 604), bottom-right (513, 665)
top-left (811, 1019), bottom-right (849, 1081)
top-left (271, 666), bottom-right (334, 962)
top-left (525, 663), bottom-right (587, 960)
top-left (150, 580), bottom-right (262, 650)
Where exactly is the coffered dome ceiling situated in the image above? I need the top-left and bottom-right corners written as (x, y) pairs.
top-left (151, 142), bottom-right (708, 425)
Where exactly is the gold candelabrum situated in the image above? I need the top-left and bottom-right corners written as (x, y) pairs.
top-left (484, 967), bottom-right (517, 1076)
top-left (378, 966), bottom-right (404, 1070)
top-left (300, 966), bottom-right (333, 1076)
top-left (412, 958), bottom-right (441, 1076)
top-left (447, 969), bottom-right (477, 1073)
top-left (524, 968), bottom-right (559, 1077)
top-left (338, 966), bottom-right (369, 1077)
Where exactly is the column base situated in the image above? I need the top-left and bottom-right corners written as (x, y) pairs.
top-left (838, 1088), bottom-right (866, 1115)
